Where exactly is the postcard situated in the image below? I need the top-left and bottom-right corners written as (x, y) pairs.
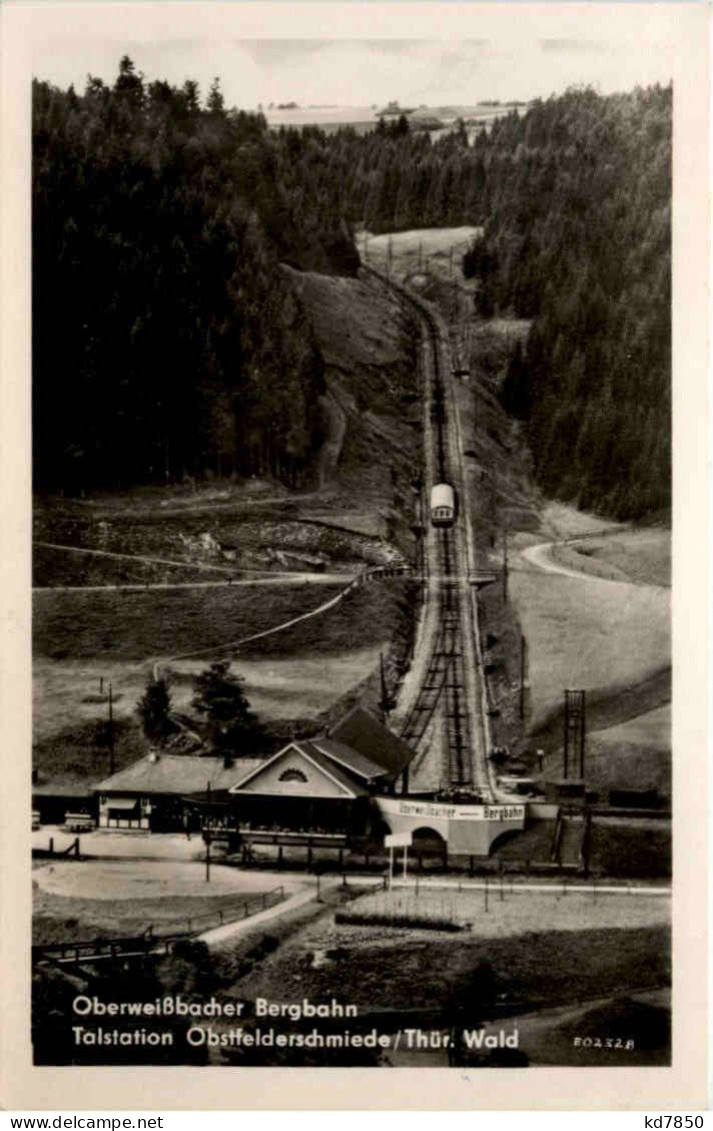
top-left (1, 0), bottom-right (708, 1111)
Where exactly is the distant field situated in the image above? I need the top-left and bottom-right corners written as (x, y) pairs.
top-left (264, 103), bottom-right (516, 133)
top-left (539, 502), bottom-right (620, 540)
top-left (33, 577), bottom-right (412, 772)
top-left (590, 704), bottom-right (671, 751)
top-left (363, 226), bottom-right (482, 285)
top-left (34, 581), bottom-right (337, 660)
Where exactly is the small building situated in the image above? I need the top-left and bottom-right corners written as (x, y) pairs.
top-left (95, 752), bottom-right (261, 832)
top-left (229, 738), bottom-right (387, 842)
top-left (32, 781), bottom-right (96, 826)
top-left (228, 708), bottom-right (416, 845)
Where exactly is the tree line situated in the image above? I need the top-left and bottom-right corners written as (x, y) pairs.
top-left (34, 63), bottom-right (670, 518)
top-left (464, 86), bottom-right (671, 519)
top-left (33, 59), bottom-right (354, 494)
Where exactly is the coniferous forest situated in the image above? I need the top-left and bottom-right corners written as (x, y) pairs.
top-left (33, 61), bottom-right (670, 519)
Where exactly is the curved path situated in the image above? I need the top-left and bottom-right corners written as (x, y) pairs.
top-left (521, 540), bottom-right (600, 581)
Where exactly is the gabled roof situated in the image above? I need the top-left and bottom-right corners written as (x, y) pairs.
top-left (294, 744), bottom-right (370, 797)
top-left (95, 754), bottom-right (262, 796)
top-left (229, 741), bottom-right (369, 799)
top-left (307, 737), bottom-right (386, 781)
top-left (329, 705), bottom-right (414, 776)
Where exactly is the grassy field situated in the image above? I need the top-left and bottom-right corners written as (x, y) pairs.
top-left (237, 913), bottom-right (670, 1016)
top-left (506, 501), bottom-right (671, 791)
top-left (339, 885), bottom-right (669, 937)
top-left (539, 502), bottom-right (620, 540)
top-left (550, 542), bottom-right (631, 583)
top-left (562, 529), bottom-right (670, 587)
top-left (34, 644), bottom-right (382, 743)
top-left (33, 578), bottom-right (413, 662)
top-left (590, 704), bottom-right (671, 751)
top-left (33, 576), bottom-right (414, 779)
top-left (33, 572), bottom-right (417, 787)
top-left (586, 706), bottom-right (672, 795)
top-left (511, 569), bottom-right (670, 728)
top-left (363, 226), bottom-right (482, 286)
top-left (587, 822), bottom-right (671, 879)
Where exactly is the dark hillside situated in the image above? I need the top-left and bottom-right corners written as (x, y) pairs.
top-left (283, 266), bottom-right (421, 513)
top-left (463, 86), bottom-right (671, 519)
top-left (32, 62), bottom-right (356, 495)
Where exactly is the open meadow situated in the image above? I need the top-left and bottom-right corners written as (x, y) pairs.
top-left (510, 566), bottom-right (669, 729)
top-left (33, 575), bottom-right (414, 772)
top-left (507, 505), bottom-right (670, 791)
top-left (34, 645), bottom-right (382, 738)
top-left (363, 226), bottom-right (482, 286)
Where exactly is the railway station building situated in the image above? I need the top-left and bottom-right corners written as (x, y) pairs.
top-left (93, 707), bottom-right (415, 842)
top-left (227, 707), bottom-right (415, 849)
top-left (95, 752), bottom-right (261, 832)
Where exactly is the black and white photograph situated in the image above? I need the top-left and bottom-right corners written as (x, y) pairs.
top-left (1, 0), bottom-right (708, 1110)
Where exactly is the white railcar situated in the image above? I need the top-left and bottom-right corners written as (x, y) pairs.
top-left (430, 483), bottom-right (455, 527)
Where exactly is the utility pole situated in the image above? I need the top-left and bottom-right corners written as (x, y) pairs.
top-left (502, 527), bottom-right (509, 604)
top-left (204, 780), bottom-right (212, 883)
top-left (387, 234), bottom-right (393, 279)
top-left (519, 634), bottom-right (527, 720)
top-left (108, 683), bottom-right (115, 775)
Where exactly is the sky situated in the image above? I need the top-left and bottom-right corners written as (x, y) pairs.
top-left (20, 3), bottom-right (676, 108)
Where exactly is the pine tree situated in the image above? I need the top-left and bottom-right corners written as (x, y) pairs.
top-left (137, 676), bottom-right (174, 743)
top-left (192, 660), bottom-right (262, 753)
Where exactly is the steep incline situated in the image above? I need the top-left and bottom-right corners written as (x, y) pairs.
top-left (366, 266), bottom-right (496, 800)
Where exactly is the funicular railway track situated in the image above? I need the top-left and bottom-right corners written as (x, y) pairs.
top-left (367, 268), bottom-right (494, 801)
